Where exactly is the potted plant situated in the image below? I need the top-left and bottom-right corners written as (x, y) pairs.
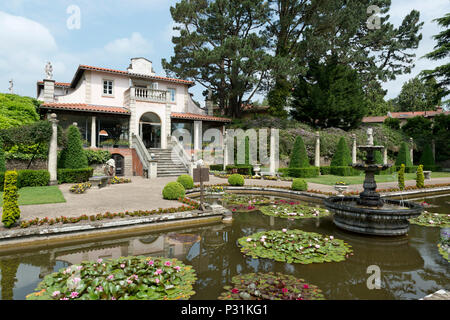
top-left (334, 181), bottom-right (348, 196)
top-left (116, 139), bottom-right (130, 148)
top-left (100, 139), bottom-right (114, 148)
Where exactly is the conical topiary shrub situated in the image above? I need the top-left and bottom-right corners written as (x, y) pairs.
top-left (416, 164), bottom-right (425, 188)
top-left (395, 142), bottom-right (412, 168)
top-left (2, 171), bottom-right (20, 228)
top-left (0, 138), bottom-right (6, 173)
top-left (330, 137), bottom-right (352, 167)
top-left (289, 136), bottom-right (310, 168)
top-left (398, 164), bottom-right (405, 190)
top-left (59, 125), bottom-right (88, 169)
top-left (419, 144), bottom-right (435, 171)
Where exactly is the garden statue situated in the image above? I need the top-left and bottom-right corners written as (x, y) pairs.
top-left (8, 79), bottom-right (13, 94)
top-left (367, 127), bottom-right (374, 146)
top-left (45, 61), bottom-right (53, 79)
top-left (104, 158), bottom-right (116, 177)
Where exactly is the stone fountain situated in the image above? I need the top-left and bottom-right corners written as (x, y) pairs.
top-left (324, 128), bottom-right (423, 236)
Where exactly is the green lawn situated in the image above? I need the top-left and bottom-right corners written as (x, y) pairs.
top-left (0, 186), bottom-right (66, 206)
top-left (303, 172), bottom-right (450, 186)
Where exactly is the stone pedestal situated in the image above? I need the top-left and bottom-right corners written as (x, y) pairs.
top-left (314, 132), bottom-right (320, 167)
top-left (149, 160), bottom-right (158, 179)
top-left (410, 137), bottom-right (414, 164)
top-left (352, 134), bottom-right (357, 164)
top-left (48, 113), bottom-right (58, 186)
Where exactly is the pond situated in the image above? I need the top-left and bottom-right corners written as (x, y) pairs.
top-left (0, 194), bottom-right (449, 300)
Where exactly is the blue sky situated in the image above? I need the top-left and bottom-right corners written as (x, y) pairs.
top-left (0, 0), bottom-right (449, 107)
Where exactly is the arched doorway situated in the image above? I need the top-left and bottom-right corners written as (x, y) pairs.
top-left (112, 154), bottom-right (125, 176)
top-left (139, 112), bottom-right (161, 149)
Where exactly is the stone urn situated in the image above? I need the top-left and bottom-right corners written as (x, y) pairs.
top-left (334, 184), bottom-right (348, 197)
top-left (253, 163), bottom-right (261, 177)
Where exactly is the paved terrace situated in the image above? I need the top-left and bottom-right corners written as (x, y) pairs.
top-left (8, 175), bottom-right (450, 222)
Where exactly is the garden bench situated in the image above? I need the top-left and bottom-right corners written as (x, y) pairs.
top-left (423, 171), bottom-right (432, 180)
top-left (89, 176), bottom-right (110, 189)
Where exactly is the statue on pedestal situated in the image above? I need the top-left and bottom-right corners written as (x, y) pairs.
top-left (104, 158), bottom-right (116, 177)
top-left (45, 62), bottom-right (53, 80)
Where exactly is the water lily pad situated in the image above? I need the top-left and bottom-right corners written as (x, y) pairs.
top-left (26, 256), bottom-right (197, 300)
top-left (218, 272), bottom-right (325, 300)
top-left (260, 203), bottom-right (330, 219)
top-left (238, 230), bottom-right (352, 264)
top-left (409, 211), bottom-right (450, 227)
top-left (223, 194), bottom-right (273, 205)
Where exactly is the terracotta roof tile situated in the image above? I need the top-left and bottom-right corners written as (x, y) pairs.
top-left (41, 103), bottom-right (130, 115)
top-left (171, 112), bottom-right (231, 123)
top-left (37, 81), bottom-right (71, 87)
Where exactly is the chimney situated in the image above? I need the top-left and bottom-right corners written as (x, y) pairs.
top-left (43, 79), bottom-right (55, 103)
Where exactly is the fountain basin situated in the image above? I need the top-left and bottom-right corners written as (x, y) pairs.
top-left (324, 196), bottom-right (423, 236)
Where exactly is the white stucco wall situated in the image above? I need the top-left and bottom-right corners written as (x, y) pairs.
top-left (89, 71), bottom-right (130, 107)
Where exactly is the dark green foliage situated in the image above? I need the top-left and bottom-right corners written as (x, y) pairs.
top-left (0, 138), bottom-right (5, 172)
top-left (177, 175), bottom-right (194, 190)
top-left (267, 78), bottom-right (290, 118)
top-left (320, 166), bottom-right (331, 175)
top-left (2, 171), bottom-right (20, 228)
top-left (330, 137), bottom-right (352, 167)
top-left (278, 167), bottom-right (319, 178)
top-left (292, 178), bottom-right (307, 191)
top-left (330, 166), bottom-right (361, 177)
top-left (398, 164), bottom-right (405, 190)
top-left (432, 114), bottom-right (450, 162)
top-left (228, 174), bottom-right (245, 186)
top-left (226, 165), bottom-right (253, 176)
top-left (162, 182), bottom-right (186, 200)
top-left (373, 140), bottom-right (383, 165)
top-left (0, 120), bottom-right (52, 148)
top-left (416, 164), bottom-right (425, 188)
top-left (0, 94), bottom-right (40, 129)
top-left (85, 149), bottom-right (112, 165)
top-left (394, 77), bottom-right (442, 111)
top-left (419, 144), bottom-right (436, 171)
top-left (289, 136), bottom-right (310, 168)
top-left (394, 165), bottom-right (418, 173)
top-left (17, 170), bottom-right (50, 188)
top-left (209, 164), bottom-right (224, 171)
top-left (57, 168), bottom-right (94, 184)
top-left (383, 117), bottom-right (400, 130)
top-left (290, 58), bottom-right (367, 131)
top-left (401, 116), bottom-right (433, 150)
top-left (395, 142), bottom-right (413, 167)
top-left (58, 125), bottom-right (88, 169)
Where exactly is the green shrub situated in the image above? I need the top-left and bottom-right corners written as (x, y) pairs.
top-left (383, 117), bottom-right (400, 130)
top-left (209, 164), bottom-right (224, 171)
top-left (330, 166), bottom-right (360, 176)
top-left (376, 166), bottom-right (396, 175)
top-left (394, 165), bottom-right (418, 173)
top-left (398, 164), bottom-right (405, 190)
top-left (416, 165), bottom-right (425, 188)
top-left (395, 142), bottom-right (412, 167)
top-left (177, 174), bottom-right (194, 189)
top-left (0, 138), bottom-right (5, 172)
top-left (289, 136), bottom-right (310, 168)
top-left (320, 166), bottom-right (331, 175)
top-left (330, 137), bottom-right (352, 167)
top-left (2, 171), bottom-right (20, 228)
top-left (226, 165), bottom-right (253, 175)
top-left (419, 144), bottom-right (436, 171)
top-left (162, 182), bottom-right (186, 200)
top-left (278, 167), bottom-right (320, 178)
top-left (57, 168), bottom-right (94, 184)
top-left (292, 178), bottom-right (308, 191)
top-left (85, 149), bottom-right (112, 165)
top-left (58, 125), bottom-right (88, 169)
top-left (17, 170), bottom-right (50, 188)
top-left (228, 174), bottom-right (245, 186)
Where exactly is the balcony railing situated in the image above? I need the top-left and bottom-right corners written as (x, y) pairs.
top-left (126, 87), bottom-right (168, 103)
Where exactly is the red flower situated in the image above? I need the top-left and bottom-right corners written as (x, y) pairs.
top-left (303, 284), bottom-right (309, 289)
top-left (282, 288), bottom-right (288, 294)
top-left (231, 288), bottom-right (239, 294)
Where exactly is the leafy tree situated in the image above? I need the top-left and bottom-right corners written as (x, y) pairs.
top-left (432, 113), bottom-right (450, 162)
top-left (289, 136), bottom-right (310, 168)
top-left (58, 125), bottom-right (88, 169)
top-left (162, 0), bottom-right (272, 117)
top-left (330, 137), bottom-right (352, 167)
top-left (365, 82), bottom-right (395, 116)
top-left (419, 144), bottom-right (435, 171)
top-left (290, 57), bottom-right (367, 130)
top-left (401, 116), bottom-right (433, 150)
top-left (0, 94), bottom-right (40, 129)
top-left (394, 77), bottom-right (442, 111)
top-left (421, 13), bottom-right (450, 98)
top-left (383, 117), bottom-right (400, 130)
top-left (395, 142), bottom-right (412, 167)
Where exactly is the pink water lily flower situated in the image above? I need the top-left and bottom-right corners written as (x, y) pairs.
top-left (303, 284), bottom-right (309, 289)
top-left (97, 258), bottom-right (103, 263)
top-left (148, 260), bottom-right (154, 266)
top-left (120, 264), bottom-right (125, 268)
top-left (155, 278), bottom-right (160, 284)
top-left (282, 288), bottom-right (288, 294)
top-left (164, 261), bottom-right (172, 267)
top-left (231, 288), bottom-right (239, 294)
top-left (52, 291), bottom-right (60, 297)
top-left (107, 275), bottom-right (114, 280)
top-left (70, 291), bottom-right (79, 298)
top-left (154, 269), bottom-right (163, 275)
top-left (174, 266), bottom-right (181, 272)
top-left (282, 228), bottom-right (287, 233)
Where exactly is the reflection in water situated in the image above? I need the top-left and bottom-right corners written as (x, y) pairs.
top-left (0, 196), bottom-right (449, 300)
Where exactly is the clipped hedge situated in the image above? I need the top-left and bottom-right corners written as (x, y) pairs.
top-left (278, 167), bottom-right (319, 178)
top-left (226, 164), bottom-right (253, 176)
top-left (177, 174), bottom-right (194, 190)
top-left (292, 178), bottom-right (308, 191)
top-left (57, 168), bottom-right (94, 184)
top-left (16, 169), bottom-right (50, 188)
top-left (2, 171), bottom-right (20, 228)
top-left (209, 164), bottom-right (224, 171)
top-left (162, 182), bottom-right (186, 200)
top-left (330, 166), bottom-right (360, 176)
top-left (320, 166), bottom-right (331, 175)
top-left (228, 174), bottom-right (245, 186)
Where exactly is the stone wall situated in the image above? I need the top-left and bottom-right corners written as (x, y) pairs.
top-left (6, 159), bottom-right (48, 171)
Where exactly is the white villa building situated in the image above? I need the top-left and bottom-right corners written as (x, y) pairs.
top-left (37, 58), bottom-right (231, 177)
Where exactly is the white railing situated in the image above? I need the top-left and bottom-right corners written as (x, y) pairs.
top-left (132, 133), bottom-right (153, 177)
top-left (132, 87), bottom-right (168, 103)
top-left (170, 136), bottom-right (192, 173)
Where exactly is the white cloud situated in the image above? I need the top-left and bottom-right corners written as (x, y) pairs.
top-left (104, 32), bottom-right (153, 57)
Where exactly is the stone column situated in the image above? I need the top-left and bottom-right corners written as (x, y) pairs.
top-left (269, 128), bottom-right (279, 175)
top-left (163, 104), bottom-right (172, 149)
top-left (90, 115), bottom-right (97, 148)
top-left (383, 147), bottom-right (388, 165)
top-left (314, 131), bottom-right (320, 168)
top-left (43, 79), bottom-right (55, 103)
top-left (352, 134), bottom-right (357, 164)
top-left (193, 121), bottom-right (202, 160)
top-left (48, 113), bottom-right (58, 186)
top-left (223, 129), bottom-right (229, 170)
top-left (409, 137), bottom-right (414, 164)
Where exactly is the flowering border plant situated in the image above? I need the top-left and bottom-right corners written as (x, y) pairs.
top-left (218, 272), bottom-right (324, 300)
top-left (26, 256), bottom-right (197, 300)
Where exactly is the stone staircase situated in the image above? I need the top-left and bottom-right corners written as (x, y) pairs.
top-left (148, 148), bottom-right (189, 177)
